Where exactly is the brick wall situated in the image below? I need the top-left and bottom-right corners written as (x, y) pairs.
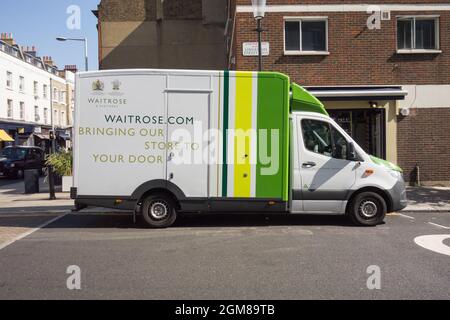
top-left (99, 0), bottom-right (204, 21)
top-left (233, 10), bottom-right (450, 86)
top-left (98, 0), bottom-right (148, 21)
top-left (397, 108), bottom-right (450, 184)
top-left (236, 0), bottom-right (449, 4)
top-left (163, 0), bottom-right (202, 20)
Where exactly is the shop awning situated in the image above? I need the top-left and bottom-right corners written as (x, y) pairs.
top-left (0, 129), bottom-right (14, 142)
top-left (305, 86), bottom-right (408, 101)
top-left (34, 133), bottom-right (50, 140)
top-left (290, 83), bottom-right (329, 116)
top-left (57, 133), bottom-right (71, 140)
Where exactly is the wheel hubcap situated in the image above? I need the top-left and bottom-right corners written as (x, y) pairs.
top-left (149, 201), bottom-right (169, 220)
top-left (359, 200), bottom-right (378, 218)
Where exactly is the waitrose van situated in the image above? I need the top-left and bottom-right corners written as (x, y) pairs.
top-left (72, 69), bottom-right (407, 227)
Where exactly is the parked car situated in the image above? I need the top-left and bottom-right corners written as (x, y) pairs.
top-left (0, 146), bottom-right (45, 179)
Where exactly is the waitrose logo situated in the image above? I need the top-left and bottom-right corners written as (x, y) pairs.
top-left (88, 98), bottom-right (127, 105)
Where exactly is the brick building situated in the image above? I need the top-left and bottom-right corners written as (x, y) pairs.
top-left (94, 0), bottom-right (227, 70)
top-left (94, 0), bottom-right (450, 186)
top-left (226, 0), bottom-right (450, 186)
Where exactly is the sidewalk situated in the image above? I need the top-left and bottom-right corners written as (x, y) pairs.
top-left (403, 186), bottom-right (450, 212)
top-left (0, 178), bottom-right (73, 214)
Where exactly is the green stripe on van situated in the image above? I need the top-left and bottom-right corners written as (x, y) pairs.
top-left (222, 71), bottom-right (229, 197)
top-left (256, 74), bottom-right (286, 199)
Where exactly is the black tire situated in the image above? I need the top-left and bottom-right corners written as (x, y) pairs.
top-left (348, 191), bottom-right (386, 226)
top-left (141, 193), bottom-right (177, 228)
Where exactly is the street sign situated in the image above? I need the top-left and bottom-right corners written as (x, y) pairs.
top-left (243, 42), bottom-right (270, 56)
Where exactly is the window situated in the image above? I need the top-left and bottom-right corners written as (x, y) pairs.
top-left (34, 106), bottom-right (40, 122)
top-left (284, 18), bottom-right (328, 54)
top-left (7, 99), bottom-right (13, 118)
top-left (54, 110), bottom-right (59, 126)
top-left (330, 126), bottom-right (348, 160)
top-left (59, 90), bottom-right (65, 103)
top-left (43, 84), bottom-right (48, 98)
top-left (61, 111), bottom-right (66, 126)
top-left (6, 71), bottom-right (12, 88)
top-left (301, 119), bottom-right (349, 160)
top-left (44, 108), bottom-right (48, 124)
top-left (20, 102), bottom-right (25, 120)
top-left (53, 88), bottom-right (58, 100)
top-left (33, 81), bottom-right (39, 96)
top-left (397, 16), bottom-right (439, 51)
top-left (19, 76), bottom-right (25, 92)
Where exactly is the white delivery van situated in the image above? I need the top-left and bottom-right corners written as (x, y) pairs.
top-left (72, 69), bottom-right (407, 227)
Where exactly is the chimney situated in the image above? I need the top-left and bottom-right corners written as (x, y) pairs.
top-left (43, 56), bottom-right (54, 67)
top-left (1, 33), bottom-right (15, 45)
top-left (65, 65), bottom-right (78, 73)
top-left (24, 45), bottom-right (38, 57)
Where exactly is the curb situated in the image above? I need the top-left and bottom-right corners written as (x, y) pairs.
top-left (402, 210), bottom-right (450, 213)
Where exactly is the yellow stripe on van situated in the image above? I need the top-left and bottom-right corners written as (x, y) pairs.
top-left (234, 72), bottom-right (253, 197)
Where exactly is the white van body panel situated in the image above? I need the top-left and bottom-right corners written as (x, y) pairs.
top-left (291, 112), bottom-right (399, 214)
top-left (74, 69), bottom-right (220, 198)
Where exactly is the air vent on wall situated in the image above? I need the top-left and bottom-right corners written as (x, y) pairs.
top-left (381, 10), bottom-right (391, 21)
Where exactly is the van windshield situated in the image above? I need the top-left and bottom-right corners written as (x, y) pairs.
top-left (0, 148), bottom-right (27, 160)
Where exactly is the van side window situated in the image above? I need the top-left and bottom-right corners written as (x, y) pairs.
top-left (302, 119), bottom-right (349, 160)
top-left (331, 126), bottom-right (348, 160)
top-left (301, 119), bottom-right (332, 157)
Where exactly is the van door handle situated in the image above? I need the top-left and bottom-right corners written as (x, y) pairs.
top-left (302, 162), bottom-right (316, 168)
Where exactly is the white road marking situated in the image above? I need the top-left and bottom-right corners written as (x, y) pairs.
top-left (414, 235), bottom-right (450, 257)
top-left (0, 213), bottom-right (68, 251)
top-left (427, 222), bottom-right (450, 230)
top-left (398, 213), bottom-right (415, 220)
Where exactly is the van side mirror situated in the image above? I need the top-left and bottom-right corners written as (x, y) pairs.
top-left (347, 142), bottom-right (358, 161)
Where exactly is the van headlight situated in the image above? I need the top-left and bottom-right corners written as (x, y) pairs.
top-left (389, 170), bottom-right (402, 179)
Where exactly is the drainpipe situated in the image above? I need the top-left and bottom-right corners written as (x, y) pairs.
top-left (415, 164), bottom-right (421, 187)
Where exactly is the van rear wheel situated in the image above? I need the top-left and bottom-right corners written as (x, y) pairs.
top-left (348, 192), bottom-right (386, 226)
top-left (141, 193), bottom-right (177, 228)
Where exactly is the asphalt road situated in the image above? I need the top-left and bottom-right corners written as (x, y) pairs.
top-left (0, 210), bottom-right (449, 300)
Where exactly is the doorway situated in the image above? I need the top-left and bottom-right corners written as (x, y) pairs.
top-left (328, 109), bottom-right (386, 159)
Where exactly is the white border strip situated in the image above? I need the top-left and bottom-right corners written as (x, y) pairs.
top-left (0, 213), bottom-right (68, 251)
top-left (308, 89), bottom-right (408, 98)
top-left (237, 4), bottom-right (450, 13)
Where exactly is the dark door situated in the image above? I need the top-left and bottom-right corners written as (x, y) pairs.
top-left (329, 109), bottom-right (386, 159)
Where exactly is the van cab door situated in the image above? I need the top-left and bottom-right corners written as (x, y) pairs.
top-left (295, 116), bottom-right (358, 213)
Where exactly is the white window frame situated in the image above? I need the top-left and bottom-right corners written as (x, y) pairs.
top-left (44, 108), bottom-right (48, 124)
top-left (396, 15), bottom-right (441, 54)
top-left (19, 102), bottom-right (25, 120)
top-left (34, 106), bottom-right (40, 123)
top-left (6, 71), bottom-right (13, 89)
top-left (7, 99), bottom-right (13, 118)
top-left (54, 110), bottom-right (59, 126)
top-left (43, 84), bottom-right (48, 99)
top-left (33, 81), bottom-right (39, 97)
top-left (283, 16), bottom-right (329, 56)
top-left (19, 76), bottom-right (25, 93)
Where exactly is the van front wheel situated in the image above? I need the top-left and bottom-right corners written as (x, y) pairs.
top-left (348, 192), bottom-right (386, 226)
top-left (141, 194), bottom-right (177, 228)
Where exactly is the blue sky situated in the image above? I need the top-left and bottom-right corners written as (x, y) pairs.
top-left (0, 0), bottom-right (99, 71)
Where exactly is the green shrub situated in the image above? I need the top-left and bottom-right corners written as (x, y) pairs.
top-left (45, 151), bottom-right (73, 176)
